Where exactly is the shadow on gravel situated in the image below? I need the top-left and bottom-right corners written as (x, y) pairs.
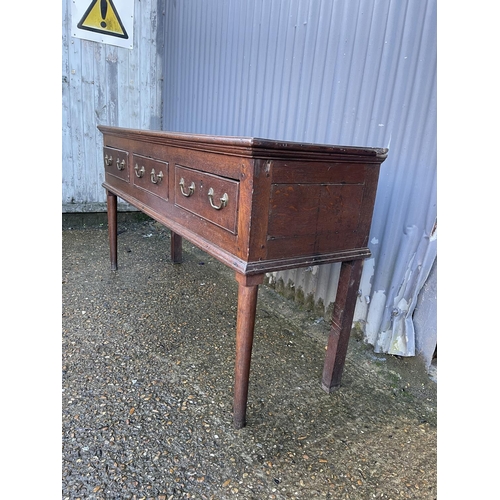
top-left (62, 222), bottom-right (436, 500)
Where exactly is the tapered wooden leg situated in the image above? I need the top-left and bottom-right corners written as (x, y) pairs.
top-left (321, 260), bottom-right (363, 392)
top-left (170, 230), bottom-right (183, 264)
top-left (233, 273), bottom-right (265, 429)
top-left (106, 190), bottom-right (118, 271)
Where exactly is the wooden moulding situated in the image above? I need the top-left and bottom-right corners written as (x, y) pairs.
top-left (100, 126), bottom-right (388, 428)
top-left (99, 126), bottom-right (387, 277)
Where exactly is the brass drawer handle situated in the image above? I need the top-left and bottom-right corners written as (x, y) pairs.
top-left (150, 168), bottom-right (163, 184)
top-left (134, 164), bottom-right (145, 178)
top-left (179, 178), bottom-right (195, 197)
top-left (208, 188), bottom-right (228, 210)
top-left (104, 154), bottom-right (113, 166)
top-left (116, 158), bottom-right (126, 171)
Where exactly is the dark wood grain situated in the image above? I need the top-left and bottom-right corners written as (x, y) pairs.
top-left (98, 126), bottom-right (387, 428)
top-left (233, 273), bottom-right (265, 429)
top-left (170, 231), bottom-right (182, 264)
top-left (132, 154), bottom-right (169, 201)
top-left (321, 260), bottom-right (364, 392)
top-left (106, 190), bottom-right (117, 271)
top-left (174, 165), bottom-right (240, 234)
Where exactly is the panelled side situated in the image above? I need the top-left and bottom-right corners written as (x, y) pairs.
top-left (266, 160), bottom-right (378, 260)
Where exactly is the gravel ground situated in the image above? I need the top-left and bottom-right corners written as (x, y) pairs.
top-left (62, 221), bottom-right (437, 499)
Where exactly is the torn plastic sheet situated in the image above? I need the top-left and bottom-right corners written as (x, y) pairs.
top-left (365, 224), bottom-right (437, 356)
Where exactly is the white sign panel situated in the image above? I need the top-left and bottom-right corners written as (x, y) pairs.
top-left (71, 0), bottom-right (134, 49)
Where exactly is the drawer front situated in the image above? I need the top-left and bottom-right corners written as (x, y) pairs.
top-left (103, 147), bottom-right (129, 182)
top-left (174, 165), bottom-right (239, 234)
top-left (132, 154), bottom-right (169, 201)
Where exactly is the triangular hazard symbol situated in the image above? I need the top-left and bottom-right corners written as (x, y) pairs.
top-left (78, 0), bottom-right (129, 39)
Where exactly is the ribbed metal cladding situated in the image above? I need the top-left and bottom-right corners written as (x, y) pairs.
top-left (163, 0), bottom-right (436, 358)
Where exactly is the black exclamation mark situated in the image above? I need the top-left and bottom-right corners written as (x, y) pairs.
top-left (100, 0), bottom-right (107, 28)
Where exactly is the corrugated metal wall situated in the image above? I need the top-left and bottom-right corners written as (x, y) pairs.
top-left (162, 0), bottom-right (437, 362)
top-left (61, 0), bottom-right (437, 362)
top-left (62, 0), bottom-right (165, 212)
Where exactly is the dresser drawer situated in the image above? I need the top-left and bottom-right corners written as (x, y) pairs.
top-left (103, 147), bottom-right (129, 183)
top-left (174, 165), bottom-right (239, 234)
top-left (132, 154), bottom-right (169, 201)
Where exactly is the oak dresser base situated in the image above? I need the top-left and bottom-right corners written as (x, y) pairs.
top-left (99, 126), bottom-right (387, 428)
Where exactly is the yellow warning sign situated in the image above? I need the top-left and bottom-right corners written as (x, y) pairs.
top-left (77, 0), bottom-right (128, 39)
